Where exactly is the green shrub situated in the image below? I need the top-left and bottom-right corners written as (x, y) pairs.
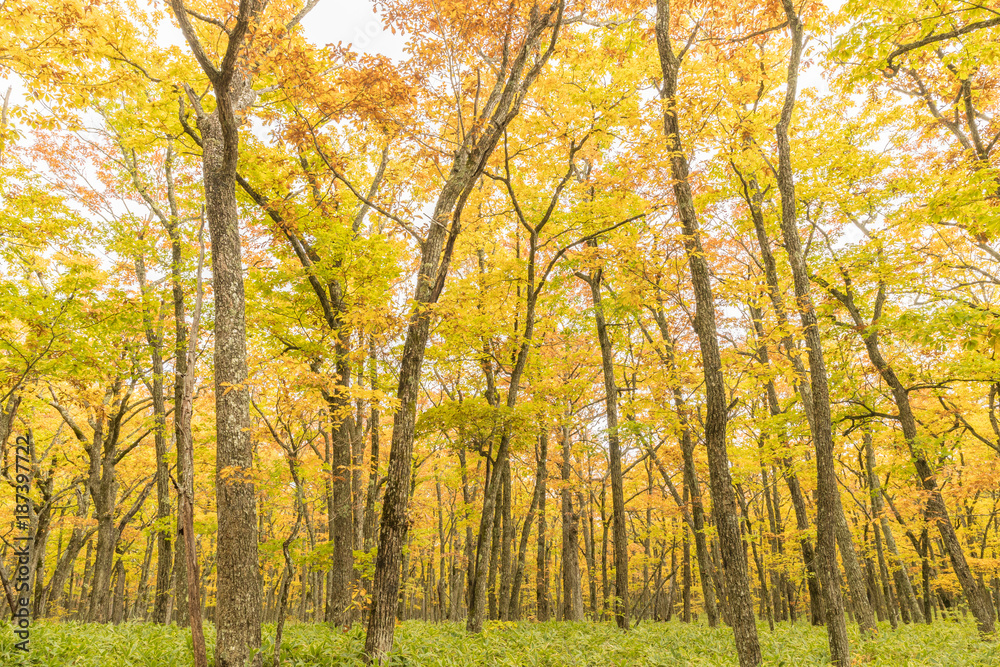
top-left (0, 618), bottom-right (995, 666)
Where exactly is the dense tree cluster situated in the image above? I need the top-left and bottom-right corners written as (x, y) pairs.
top-left (1, 1), bottom-right (999, 665)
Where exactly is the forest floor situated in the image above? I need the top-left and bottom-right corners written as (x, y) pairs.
top-left (1, 617), bottom-right (996, 666)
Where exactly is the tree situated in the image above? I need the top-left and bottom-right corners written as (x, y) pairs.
top-left (655, 2), bottom-right (761, 664)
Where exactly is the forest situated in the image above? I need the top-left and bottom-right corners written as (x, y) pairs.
top-left (1, 0), bottom-right (999, 665)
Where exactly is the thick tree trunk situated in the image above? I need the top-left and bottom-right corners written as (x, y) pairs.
top-left (88, 514), bottom-right (118, 622)
top-left (201, 119), bottom-right (262, 666)
top-left (772, 2), bottom-right (850, 662)
top-left (326, 388), bottom-right (356, 628)
top-left (169, 1), bottom-right (267, 662)
top-left (655, 4), bottom-right (760, 663)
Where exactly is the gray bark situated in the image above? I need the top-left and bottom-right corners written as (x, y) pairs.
top-left (365, 5), bottom-right (564, 658)
top-left (655, 3), bottom-right (760, 663)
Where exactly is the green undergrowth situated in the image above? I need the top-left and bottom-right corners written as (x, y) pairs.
top-left (0, 617), bottom-right (996, 666)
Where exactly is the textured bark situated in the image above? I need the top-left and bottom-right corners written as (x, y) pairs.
top-left (836, 509), bottom-right (877, 635)
top-left (508, 443), bottom-right (543, 620)
top-left (498, 463), bottom-right (514, 619)
top-left (165, 194), bottom-right (193, 631)
top-left (560, 426), bottom-right (584, 621)
top-left (582, 270), bottom-right (628, 630)
top-left (363, 337), bottom-right (381, 553)
top-left (272, 513), bottom-right (301, 667)
top-left (645, 310), bottom-right (719, 627)
top-left (110, 559), bottom-right (126, 624)
top-left (743, 208), bottom-right (824, 625)
top-left (200, 109), bottom-right (262, 666)
top-left (536, 432), bottom-right (550, 621)
top-left (773, 2), bottom-right (850, 662)
top-left (324, 368), bottom-right (356, 628)
top-left (169, 0), bottom-right (267, 662)
top-left (76, 540), bottom-right (93, 618)
top-left (135, 255), bottom-right (173, 625)
top-left (77, 382), bottom-right (130, 623)
top-left (365, 6), bottom-right (563, 658)
top-left (44, 488), bottom-right (92, 614)
top-left (0, 395), bottom-right (20, 454)
top-left (486, 479), bottom-right (504, 619)
top-left (655, 3), bottom-right (760, 663)
top-left (172, 192), bottom-right (209, 667)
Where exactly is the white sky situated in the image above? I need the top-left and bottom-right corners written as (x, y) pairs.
top-left (301, 0), bottom-right (407, 58)
top-left (152, 0), bottom-right (409, 59)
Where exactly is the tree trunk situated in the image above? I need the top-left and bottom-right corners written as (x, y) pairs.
top-left (772, 2), bottom-right (850, 662)
top-left (364, 7), bottom-right (564, 658)
top-left (44, 489), bottom-right (91, 614)
top-left (197, 72), bottom-right (262, 667)
top-left (509, 444), bottom-right (543, 620)
top-left (536, 432), bottom-right (549, 621)
top-left (136, 255), bottom-right (174, 625)
top-left (654, 5), bottom-right (760, 663)
top-left (363, 336), bottom-right (381, 553)
top-left (583, 269), bottom-right (628, 630)
top-left (498, 462), bottom-right (514, 620)
top-left (836, 511), bottom-right (877, 635)
top-left (111, 559), bottom-right (126, 624)
top-left (169, 1), bottom-right (267, 662)
top-left (560, 426), bottom-right (584, 621)
top-left (325, 388), bottom-right (356, 628)
top-left (272, 513), bottom-right (301, 667)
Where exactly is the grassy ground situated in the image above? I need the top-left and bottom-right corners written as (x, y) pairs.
top-left (0, 617), bottom-right (997, 666)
